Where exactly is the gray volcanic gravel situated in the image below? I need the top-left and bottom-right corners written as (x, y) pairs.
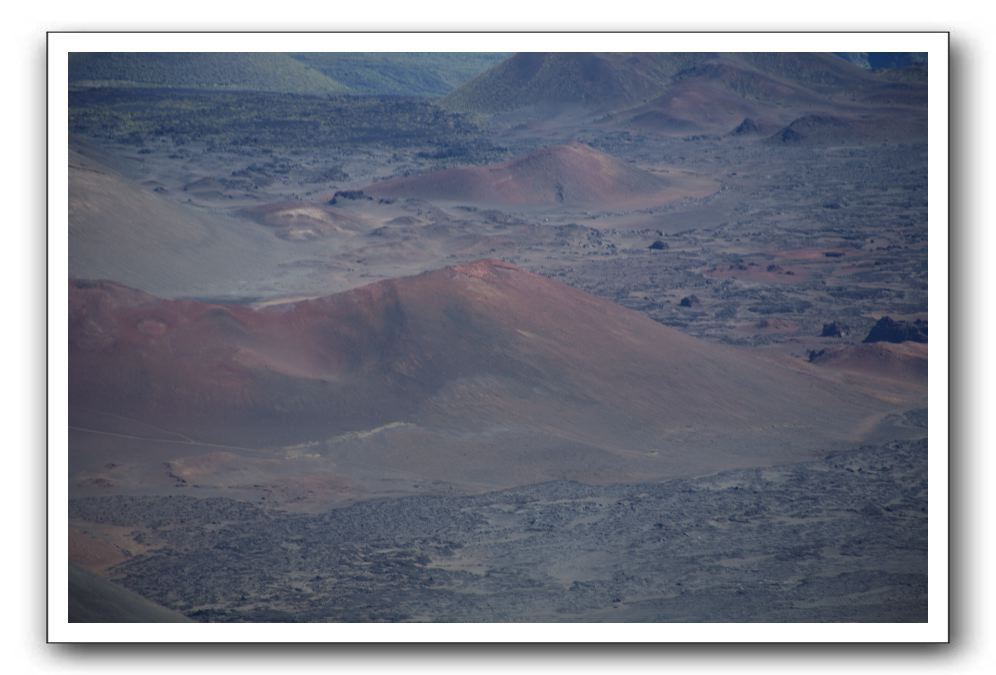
top-left (71, 437), bottom-right (927, 622)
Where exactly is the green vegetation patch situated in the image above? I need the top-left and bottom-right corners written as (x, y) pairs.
top-left (69, 88), bottom-right (504, 162)
top-left (69, 53), bottom-right (349, 95)
top-left (289, 53), bottom-right (509, 96)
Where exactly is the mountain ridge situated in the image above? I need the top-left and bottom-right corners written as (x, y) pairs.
top-left (444, 52), bottom-right (925, 137)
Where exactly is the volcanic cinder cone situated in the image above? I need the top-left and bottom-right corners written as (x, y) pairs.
top-left (70, 260), bottom-right (909, 498)
top-left (366, 143), bottom-right (713, 210)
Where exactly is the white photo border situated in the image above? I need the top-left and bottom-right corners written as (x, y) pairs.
top-left (47, 31), bottom-right (949, 643)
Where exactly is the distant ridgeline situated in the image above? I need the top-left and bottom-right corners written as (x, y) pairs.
top-left (67, 52), bottom-right (926, 99)
top-left (441, 52), bottom-right (929, 115)
top-left (68, 52), bottom-right (509, 96)
top-left (833, 52), bottom-right (928, 71)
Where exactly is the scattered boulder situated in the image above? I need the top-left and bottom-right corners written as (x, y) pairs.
top-left (863, 317), bottom-right (927, 344)
top-left (328, 190), bottom-right (372, 205)
top-left (648, 240), bottom-right (669, 251)
top-left (807, 349), bottom-right (827, 363)
top-left (679, 295), bottom-right (700, 308)
top-left (821, 321), bottom-right (850, 338)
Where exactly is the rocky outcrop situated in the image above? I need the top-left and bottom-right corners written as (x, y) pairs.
top-left (821, 321), bottom-right (850, 338)
top-left (863, 317), bottom-right (927, 344)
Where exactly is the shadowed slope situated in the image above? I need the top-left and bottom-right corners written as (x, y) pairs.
top-left (444, 52), bottom-right (714, 112)
top-left (69, 149), bottom-right (295, 298)
top-left (69, 564), bottom-right (193, 622)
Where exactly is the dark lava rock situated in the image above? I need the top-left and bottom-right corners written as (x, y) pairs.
top-left (679, 295), bottom-right (700, 308)
top-left (807, 349), bottom-right (827, 363)
top-left (821, 321), bottom-right (850, 338)
top-left (775, 127), bottom-right (803, 144)
top-left (328, 189), bottom-right (371, 205)
top-left (863, 317), bottom-right (927, 344)
top-left (648, 240), bottom-right (669, 251)
top-left (731, 117), bottom-right (762, 136)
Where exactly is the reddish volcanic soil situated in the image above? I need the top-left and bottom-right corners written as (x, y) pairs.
top-left (70, 260), bottom-right (916, 504)
top-left (621, 71), bottom-right (797, 134)
top-left (806, 342), bottom-right (928, 406)
top-left (366, 143), bottom-right (716, 210)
